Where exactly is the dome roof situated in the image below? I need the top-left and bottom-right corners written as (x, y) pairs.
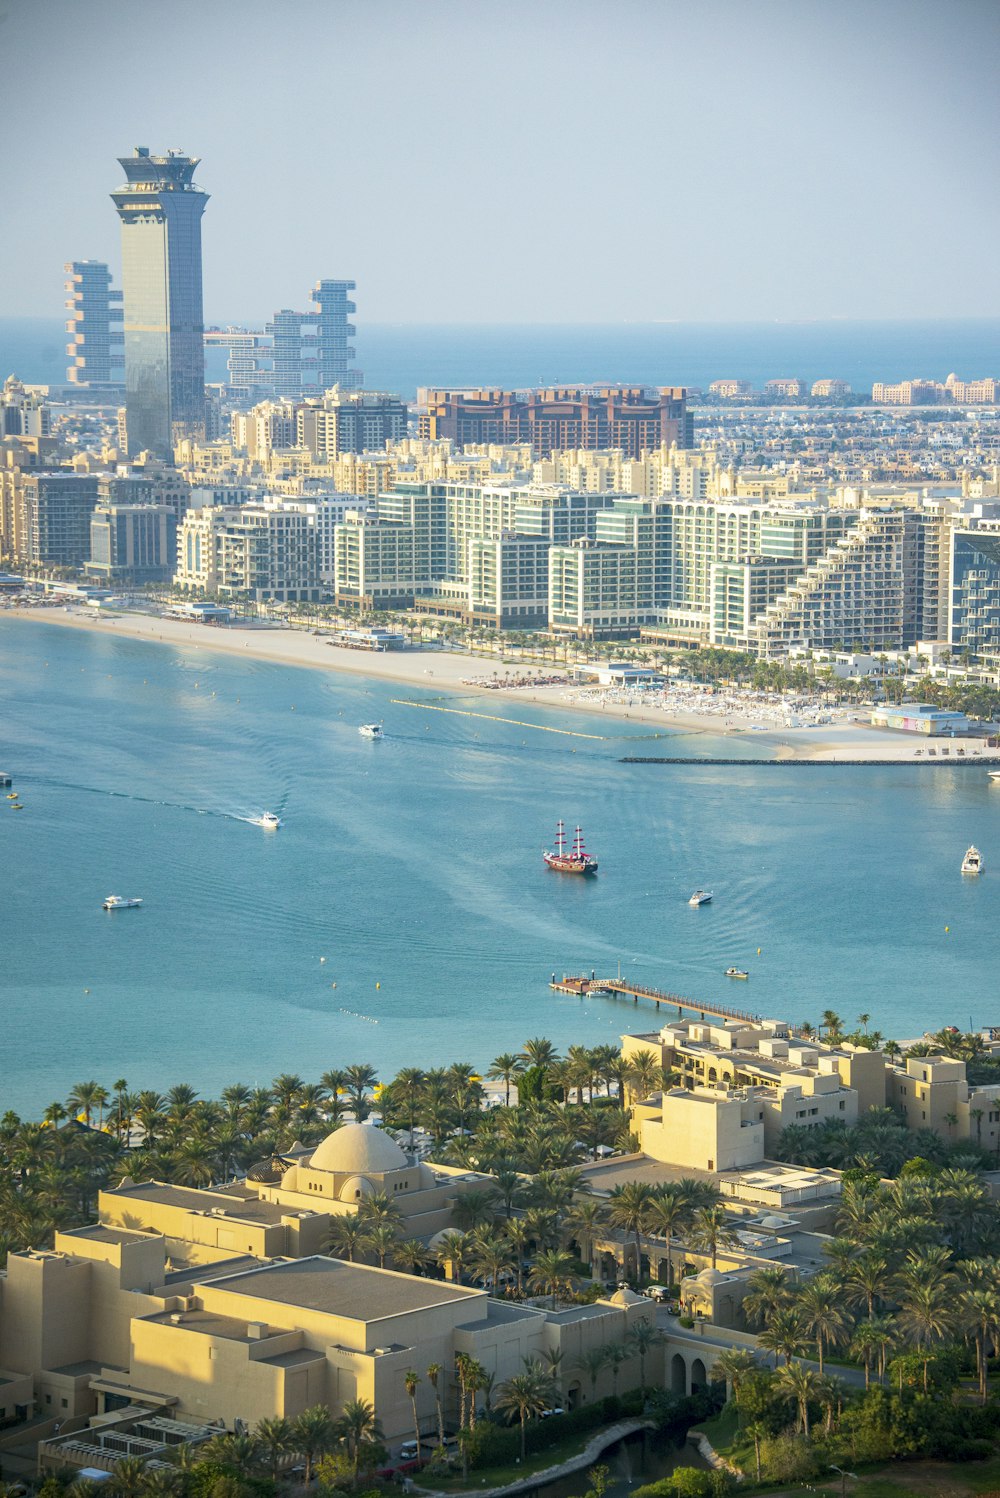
top-left (340, 1174), bottom-right (376, 1203)
top-left (760, 1215), bottom-right (786, 1230)
top-left (308, 1122), bottom-right (407, 1175)
top-left (697, 1268), bottom-right (723, 1285)
top-left (608, 1286), bottom-right (645, 1307)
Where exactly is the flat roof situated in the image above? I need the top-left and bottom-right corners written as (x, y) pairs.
top-left (201, 1256), bottom-right (484, 1322)
top-left (61, 1225), bottom-right (159, 1246)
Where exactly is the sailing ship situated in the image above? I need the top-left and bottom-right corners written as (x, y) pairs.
top-left (543, 821), bottom-right (598, 875)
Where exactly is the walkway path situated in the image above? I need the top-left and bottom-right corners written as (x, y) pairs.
top-left (412, 1417), bottom-right (652, 1498)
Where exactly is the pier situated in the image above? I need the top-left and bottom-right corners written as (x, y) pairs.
top-left (550, 973), bottom-right (759, 1025)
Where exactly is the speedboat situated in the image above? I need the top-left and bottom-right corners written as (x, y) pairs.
top-left (989, 771), bottom-right (1000, 782)
top-left (725, 967), bottom-right (749, 980)
top-left (688, 889), bottom-right (713, 906)
top-left (961, 845), bottom-right (983, 875)
top-left (359, 723), bottom-right (383, 740)
top-left (103, 895), bottom-right (142, 910)
top-left (252, 812), bottom-right (281, 830)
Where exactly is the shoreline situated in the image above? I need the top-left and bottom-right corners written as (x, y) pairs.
top-left (5, 604), bottom-right (999, 765)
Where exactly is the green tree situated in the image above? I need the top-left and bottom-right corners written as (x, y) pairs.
top-left (292, 1404), bottom-right (337, 1485)
top-left (334, 1398), bottom-right (383, 1487)
top-left (494, 1366), bottom-right (555, 1460)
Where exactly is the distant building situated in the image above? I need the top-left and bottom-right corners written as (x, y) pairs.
top-left (87, 503), bottom-right (177, 582)
top-left (764, 378), bottom-right (806, 399)
top-left (708, 380), bottom-right (753, 398)
top-left (266, 280), bottom-right (360, 399)
top-left (16, 473), bottom-right (100, 567)
top-left (0, 376), bottom-right (50, 439)
top-left (112, 148), bottom-right (209, 458)
top-left (872, 379), bottom-right (942, 405)
top-left (869, 703), bottom-right (970, 735)
top-left (945, 373), bottom-right (999, 405)
top-left (421, 387), bottom-right (692, 458)
top-left (64, 261), bottom-right (123, 386)
top-left (811, 378), bottom-right (852, 398)
top-left (948, 516), bottom-right (1000, 658)
top-left (297, 387), bottom-right (408, 458)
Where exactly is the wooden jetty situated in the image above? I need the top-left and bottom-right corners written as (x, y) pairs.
top-left (550, 972), bottom-right (759, 1025)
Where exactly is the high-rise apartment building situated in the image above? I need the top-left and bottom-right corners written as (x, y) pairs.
top-left (112, 148), bottom-right (209, 459)
top-left (422, 387), bottom-right (692, 458)
top-left (1, 376), bottom-right (50, 438)
top-left (64, 262), bottom-right (123, 386)
top-left (266, 281), bottom-right (360, 398)
top-left (297, 388), bottom-right (408, 458)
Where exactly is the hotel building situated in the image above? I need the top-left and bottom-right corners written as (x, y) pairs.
top-left (64, 262), bottom-right (123, 387)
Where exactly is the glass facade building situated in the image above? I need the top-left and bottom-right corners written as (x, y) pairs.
top-left (950, 525), bottom-right (1000, 658)
top-left (112, 149), bottom-right (208, 459)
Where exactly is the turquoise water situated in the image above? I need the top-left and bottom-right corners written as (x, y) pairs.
top-left (4, 317), bottom-right (1000, 400)
top-left (2, 617), bottom-right (1000, 1119)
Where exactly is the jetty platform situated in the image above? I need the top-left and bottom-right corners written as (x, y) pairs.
top-left (620, 755), bottom-right (1000, 767)
top-left (550, 973), bottom-right (758, 1025)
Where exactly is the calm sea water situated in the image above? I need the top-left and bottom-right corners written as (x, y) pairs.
top-left (3, 317), bottom-right (999, 400)
top-left (2, 618), bottom-right (999, 1119)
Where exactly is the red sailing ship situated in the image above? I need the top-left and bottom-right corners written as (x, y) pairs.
top-left (543, 820), bottom-right (598, 875)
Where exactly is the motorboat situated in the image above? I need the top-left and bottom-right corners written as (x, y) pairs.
top-left (725, 967), bottom-right (749, 980)
top-left (961, 845), bottom-right (983, 875)
top-left (688, 889), bottom-right (713, 906)
top-left (359, 723), bottom-right (383, 740)
top-left (989, 771), bottom-right (1000, 782)
top-left (252, 812), bottom-right (281, 830)
top-left (103, 895), bottom-right (142, 910)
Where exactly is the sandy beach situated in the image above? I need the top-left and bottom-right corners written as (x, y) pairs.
top-left (5, 603), bottom-right (999, 764)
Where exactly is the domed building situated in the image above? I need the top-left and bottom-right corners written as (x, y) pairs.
top-left (263, 1121), bottom-right (438, 1208)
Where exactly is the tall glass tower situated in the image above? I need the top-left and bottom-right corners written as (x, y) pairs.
top-left (112, 148), bottom-right (208, 458)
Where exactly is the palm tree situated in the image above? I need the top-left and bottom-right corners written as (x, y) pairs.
top-left (857, 1013), bottom-right (871, 1034)
top-left (564, 1197), bottom-right (606, 1273)
top-left (495, 1367), bottom-right (555, 1461)
top-left (820, 1010), bottom-right (843, 1042)
top-left (642, 1184), bottom-right (692, 1288)
top-left (576, 1345), bottom-right (609, 1401)
top-left (255, 1416), bottom-right (294, 1480)
top-left (488, 1053), bottom-right (524, 1108)
top-left (897, 1281), bottom-right (957, 1392)
top-left (797, 1276), bottom-right (851, 1374)
top-left (712, 1346), bottom-right (760, 1400)
top-left (107, 1457), bottom-right (149, 1498)
top-left (962, 1287), bottom-right (1000, 1402)
top-left (850, 1320), bottom-right (895, 1390)
top-left (628, 1319), bottom-right (662, 1400)
top-left (528, 1248), bottom-right (577, 1308)
top-left (775, 1361), bottom-right (822, 1438)
top-left (67, 1081), bottom-right (103, 1128)
top-left (434, 1229), bottom-right (471, 1283)
top-left (426, 1362), bottom-right (446, 1448)
top-left (293, 1405), bottom-right (337, 1486)
top-left (326, 1215), bottom-right (368, 1262)
top-left (625, 1051), bottom-right (662, 1104)
top-left (343, 1063), bottom-right (378, 1122)
top-left (845, 1252), bottom-right (889, 1322)
top-left (451, 1187), bottom-right (498, 1232)
top-left (393, 1238), bottom-right (430, 1276)
top-left (608, 1181), bottom-right (654, 1282)
top-left (741, 1266), bottom-right (793, 1329)
top-left (757, 1307), bottom-right (806, 1366)
top-left (521, 1037), bottom-right (558, 1073)
top-left (335, 1398), bottom-right (383, 1487)
top-left (470, 1231), bottom-right (516, 1292)
top-left (363, 1221), bottom-right (398, 1269)
top-left (689, 1204), bottom-right (735, 1271)
top-left (404, 1370), bottom-right (422, 1453)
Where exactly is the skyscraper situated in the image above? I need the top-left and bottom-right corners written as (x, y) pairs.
top-left (266, 279), bottom-right (359, 397)
top-left (64, 261), bottom-right (123, 386)
top-left (111, 148), bottom-right (209, 458)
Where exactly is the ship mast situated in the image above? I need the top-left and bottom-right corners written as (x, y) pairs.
top-left (555, 820), bottom-right (566, 856)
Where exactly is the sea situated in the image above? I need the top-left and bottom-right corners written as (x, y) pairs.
top-left (2, 616), bottom-right (999, 1120)
top-left (2, 317), bottom-right (1000, 399)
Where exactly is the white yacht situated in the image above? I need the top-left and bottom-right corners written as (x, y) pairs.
top-left (103, 895), bottom-right (142, 911)
top-left (359, 723), bottom-right (383, 740)
top-left (688, 889), bottom-right (713, 906)
top-left (252, 812), bottom-right (281, 830)
top-left (961, 845), bottom-right (984, 875)
top-left (989, 771), bottom-right (1000, 782)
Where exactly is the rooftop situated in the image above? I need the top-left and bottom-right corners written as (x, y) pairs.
top-left (200, 1256), bottom-right (484, 1322)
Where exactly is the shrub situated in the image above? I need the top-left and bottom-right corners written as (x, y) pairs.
top-left (759, 1432), bottom-right (821, 1484)
top-left (678, 1315), bottom-right (695, 1329)
top-left (463, 1420), bottom-right (519, 1469)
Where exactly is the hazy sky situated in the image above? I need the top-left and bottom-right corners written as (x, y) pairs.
top-left (5, 0), bottom-right (1000, 324)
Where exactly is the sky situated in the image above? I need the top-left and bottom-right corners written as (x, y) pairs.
top-left (4, 0), bottom-right (1000, 325)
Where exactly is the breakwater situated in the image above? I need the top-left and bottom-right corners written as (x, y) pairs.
top-left (620, 756), bottom-right (1000, 767)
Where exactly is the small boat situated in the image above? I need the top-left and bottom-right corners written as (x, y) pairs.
top-left (989, 771), bottom-right (1000, 782)
top-left (103, 895), bottom-right (142, 910)
top-left (688, 889), bottom-right (713, 906)
top-left (252, 812), bottom-right (281, 830)
top-left (359, 723), bottom-right (383, 740)
top-left (544, 820), bottom-right (598, 875)
top-left (6, 792), bottom-right (17, 800)
top-left (725, 967), bottom-right (749, 980)
top-left (961, 845), bottom-right (983, 875)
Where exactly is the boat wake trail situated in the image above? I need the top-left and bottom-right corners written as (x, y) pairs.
top-left (26, 775), bottom-right (286, 825)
